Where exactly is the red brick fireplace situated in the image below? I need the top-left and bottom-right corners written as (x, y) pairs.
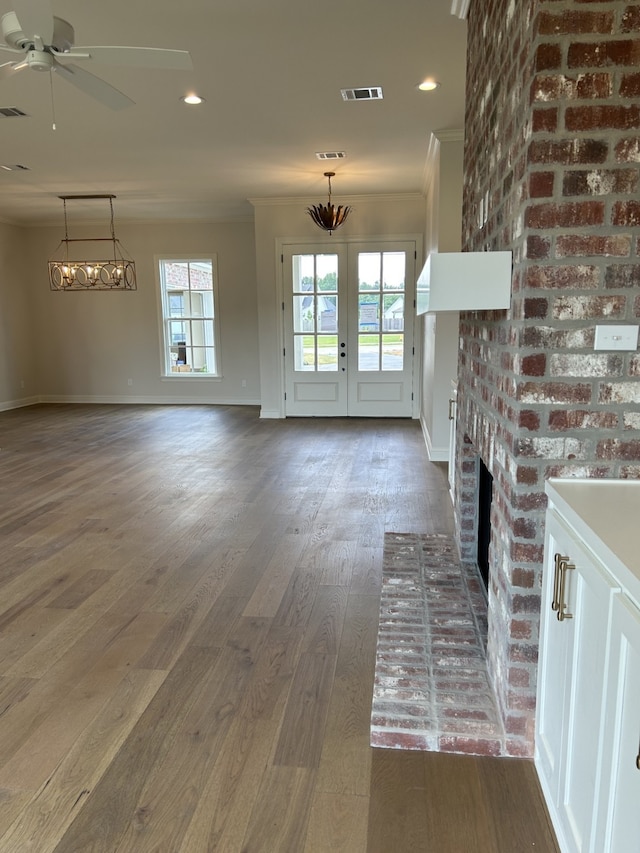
top-left (452, 0), bottom-right (640, 755)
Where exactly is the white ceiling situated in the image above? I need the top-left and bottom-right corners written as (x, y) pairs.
top-left (0, 0), bottom-right (467, 225)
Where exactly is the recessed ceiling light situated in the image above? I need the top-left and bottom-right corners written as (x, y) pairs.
top-left (180, 94), bottom-right (205, 105)
top-left (418, 80), bottom-right (440, 92)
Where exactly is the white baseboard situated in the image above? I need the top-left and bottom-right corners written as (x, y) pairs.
top-left (0, 395), bottom-right (40, 412)
top-left (0, 395), bottom-right (261, 409)
top-left (36, 395), bottom-right (261, 406)
top-left (419, 413), bottom-right (448, 462)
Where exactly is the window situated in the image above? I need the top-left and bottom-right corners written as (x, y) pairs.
top-left (157, 258), bottom-right (220, 376)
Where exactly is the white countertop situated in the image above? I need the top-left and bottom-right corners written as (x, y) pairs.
top-left (546, 478), bottom-right (640, 606)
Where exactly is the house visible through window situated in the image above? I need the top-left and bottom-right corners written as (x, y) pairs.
top-left (158, 258), bottom-right (219, 376)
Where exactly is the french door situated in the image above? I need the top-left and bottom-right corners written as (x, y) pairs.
top-left (282, 240), bottom-right (416, 417)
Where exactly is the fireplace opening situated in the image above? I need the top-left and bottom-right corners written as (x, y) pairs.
top-left (477, 458), bottom-right (493, 590)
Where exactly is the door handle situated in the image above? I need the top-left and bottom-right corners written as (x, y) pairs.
top-left (556, 557), bottom-right (575, 622)
top-left (552, 552), bottom-right (562, 612)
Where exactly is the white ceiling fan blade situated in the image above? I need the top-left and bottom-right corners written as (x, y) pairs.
top-left (53, 62), bottom-right (135, 110)
top-left (13, 0), bottom-right (54, 45)
top-left (0, 61), bottom-right (22, 81)
top-left (0, 45), bottom-right (24, 57)
top-left (69, 45), bottom-right (193, 71)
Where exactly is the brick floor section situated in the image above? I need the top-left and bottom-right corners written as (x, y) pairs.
top-left (370, 533), bottom-right (508, 757)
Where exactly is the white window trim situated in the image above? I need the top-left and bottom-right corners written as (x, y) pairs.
top-left (154, 254), bottom-right (222, 379)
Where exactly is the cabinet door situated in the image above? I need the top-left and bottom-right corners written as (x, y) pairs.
top-left (536, 522), bottom-right (572, 804)
top-left (593, 593), bottom-right (640, 853)
top-left (535, 512), bottom-right (618, 853)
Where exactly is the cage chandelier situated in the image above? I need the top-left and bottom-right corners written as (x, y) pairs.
top-left (307, 171), bottom-right (352, 235)
top-left (48, 194), bottom-right (137, 291)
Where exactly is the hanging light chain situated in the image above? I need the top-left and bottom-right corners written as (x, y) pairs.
top-left (48, 194), bottom-right (137, 290)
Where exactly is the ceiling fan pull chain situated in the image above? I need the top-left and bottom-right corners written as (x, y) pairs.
top-left (49, 68), bottom-right (56, 130)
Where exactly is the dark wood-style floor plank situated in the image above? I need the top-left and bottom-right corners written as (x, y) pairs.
top-left (0, 404), bottom-right (558, 852)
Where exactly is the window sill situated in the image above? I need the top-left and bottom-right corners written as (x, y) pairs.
top-left (161, 374), bottom-right (222, 381)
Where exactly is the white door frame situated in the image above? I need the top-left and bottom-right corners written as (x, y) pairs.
top-left (275, 234), bottom-right (423, 418)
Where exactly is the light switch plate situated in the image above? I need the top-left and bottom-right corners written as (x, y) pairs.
top-left (594, 324), bottom-right (639, 351)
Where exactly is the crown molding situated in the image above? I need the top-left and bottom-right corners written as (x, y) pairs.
top-left (433, 129), bottom-right (465, 144)
top-left (249, 192), bottom-right (424, 208)
top-left (450, 0), bottom-right (470, 20)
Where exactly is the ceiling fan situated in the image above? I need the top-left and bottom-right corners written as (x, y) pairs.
top-left (0, 0), bottom-right (193, 109)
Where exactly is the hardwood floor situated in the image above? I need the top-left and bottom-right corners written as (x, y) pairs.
top-left (0, 404), bottom-right (558, 852)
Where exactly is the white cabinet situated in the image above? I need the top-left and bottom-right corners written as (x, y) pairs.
top-left (593, 593), bottom-right (640, 852)
top-left (536, 512), bottom-right (619, 852)
top-left (536, 479), bottom-right (640, 853)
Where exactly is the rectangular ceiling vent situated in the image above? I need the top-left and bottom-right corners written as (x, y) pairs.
top-left (0, 107), bottom-right (28, 118)
top-left (340, 87), bottom-right (383, 101)
top-left (316, 151), bottom-right (346, 161)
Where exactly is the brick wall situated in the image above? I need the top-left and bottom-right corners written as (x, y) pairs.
top-left (455, 0), bottom-right (640, 755)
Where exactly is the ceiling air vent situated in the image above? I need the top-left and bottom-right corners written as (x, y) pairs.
top-left (340, 87), bottom-right (383, 101)
top-left (0, 107), bottom-right (28, 118)
top-left (316, 151), bottom-right (346, 161)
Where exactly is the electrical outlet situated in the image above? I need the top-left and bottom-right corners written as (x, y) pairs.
top-left (241, 379), bottom-right (247, 387)
top-left (127, 378), bottom-right (133, 386)
top-left (594, 325), bottom-right (639, 351)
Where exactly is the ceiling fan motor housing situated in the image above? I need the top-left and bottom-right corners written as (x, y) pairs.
top-left (1, 12), bottom-right (74, 53)
top-left (26, 48), bottom-right (53, 71)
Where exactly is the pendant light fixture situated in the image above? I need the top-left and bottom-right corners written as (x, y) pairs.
top-left (48, 194), bottom-right (136, 291)
top-left (307, 171), bottom-right (352, 235)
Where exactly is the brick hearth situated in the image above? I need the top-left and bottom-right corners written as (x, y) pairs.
top-left (371, 533), bottom-right (515, 757)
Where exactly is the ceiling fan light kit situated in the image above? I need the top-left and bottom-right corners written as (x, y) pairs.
top-left (0, 3), bottom-right (192, 110)
top-left (307, 171), bottom-right (352, 235)
top-left (48, 195), bottom-right (137, 291)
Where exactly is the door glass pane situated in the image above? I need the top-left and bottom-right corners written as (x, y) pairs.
top-left (318, 295), bottom-right (337, 331)
top-left (292, 254), bottom-right (338, 373)
top-left (358, 253), bottom-right (381, 291)
top-left (382, 334), bottom-right (404, 370)
top-left (293, 295), bottom-right (315, 333)
top-left (318, 335), bottom-right (338, 370)
top-left (383, 294), bottom-right (404, 332)
top-left (292, 255), bottom-right (315, 292)
top-left (356, 251), bottom-right (406, 373)
top-left (359, 294), bottom-right (380, 332)
top-left (382, 252), bottom-right (406, 291)
top-left (359, 334), bottom-right (380, 371)
top-left (294, 336), bottom-right (313, 370)
top-left (316, 255), bottom-right (338, 291)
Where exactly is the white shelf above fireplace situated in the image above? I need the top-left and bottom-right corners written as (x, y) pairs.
top-left (416, 250), bottom-right (512, 314)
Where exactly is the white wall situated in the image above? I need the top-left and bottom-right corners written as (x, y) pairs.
top-left (0, 221), bottom-right (38, 410)
top-left (252, 194), bottom-right (426, 418)
top-left (22, 220), bottom-right (259, 404)
top-left (1, 191), bottom-right (452, 417)
top-left (419, 133), bottom-right (464, 460)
